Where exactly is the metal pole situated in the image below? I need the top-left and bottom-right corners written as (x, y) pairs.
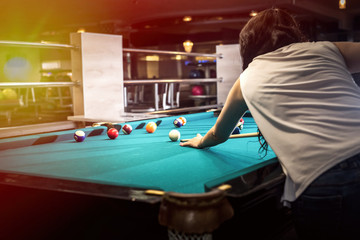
top-left (124, 78), bottom-right (222, 85)
top-left (0, 82), bottom-right (80, 88)
top-left (0, 40), bottom-right (76, 50)
top-left (123, 48), bottom-right (221, 58)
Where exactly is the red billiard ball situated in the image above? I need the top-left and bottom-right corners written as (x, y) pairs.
top-left (237, 118), bottom-right (245, 130)
top-left (74, 130), bottom-right (86, 142)
top-left (122, 124), bottom-right (132, 135)
top-left (107, 128), bottom-right (119, 139)
top-left (146, 122), bottom-right (157, 133)
top-left (191, 85), bottom-right (204, 96)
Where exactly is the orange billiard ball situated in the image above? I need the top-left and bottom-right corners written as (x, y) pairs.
top-left (178, 117), bottom-right (187, 126)
top-left (146, 122), bottom-right (157, 133)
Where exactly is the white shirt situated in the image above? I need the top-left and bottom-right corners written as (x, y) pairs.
top-left (240, 41), bottom-right (360, 202)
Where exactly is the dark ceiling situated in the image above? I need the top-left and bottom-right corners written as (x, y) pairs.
top-left (0, 0), bottom-right (359, 48)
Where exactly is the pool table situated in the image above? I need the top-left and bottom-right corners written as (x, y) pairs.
top-left (0, 111), bottom-right (291, 239)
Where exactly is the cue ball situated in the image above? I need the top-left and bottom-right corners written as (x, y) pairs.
top-left (146, 122), bottom-right (157, 133)
top-left (169, 129), bottom-right (180, 142)
top-left (74, 130), bottom-right (86, 142)
top-left (122, 124), bottom-right (132, 135)
top-left (107, 128), bottom-right (119, 139)
top-left (173, 118), bottom-right (183, 128)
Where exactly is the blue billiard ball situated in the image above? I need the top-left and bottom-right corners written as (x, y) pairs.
top-left (232, 127), bottom-right (241, 135)
top-left (173, 118), bottom-right (183, 128)
top-left (74, 130), bottom-right (86, 142)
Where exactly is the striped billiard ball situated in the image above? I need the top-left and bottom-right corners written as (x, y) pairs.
top-left (122, 124), bottom-right (132, 135)
top-left (173, 118), bottom-right (183, 128)
top-left (178, 117), bottom-right (187, 126)
top-left (74, 130), bottom-right (86, 142)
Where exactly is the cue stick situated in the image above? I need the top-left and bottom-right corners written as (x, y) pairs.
top-left (180, 132), bottom-right (259, 142)
top-left (145, 184), bottom-right (232, 196)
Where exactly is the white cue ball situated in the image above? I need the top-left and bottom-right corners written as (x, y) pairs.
top-left (169, 129), bottom-right (181, 142)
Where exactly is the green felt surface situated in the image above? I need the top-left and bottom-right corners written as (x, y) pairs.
top-left (0, 112), bottom-right (276, 193)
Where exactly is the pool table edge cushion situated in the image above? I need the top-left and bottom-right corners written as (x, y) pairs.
top-left (0, 112), bottom-right (215, 151)
top-left (0, 169), bottom-right (162, 204)
top-left (205, 158), bottom-right (284, 196)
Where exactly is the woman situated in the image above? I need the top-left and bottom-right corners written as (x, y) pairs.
top-left (180, 8), bottom-right (360, 239)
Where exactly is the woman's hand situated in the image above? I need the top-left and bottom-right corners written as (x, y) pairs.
top-left (179, 133), bottom-right (203, 148)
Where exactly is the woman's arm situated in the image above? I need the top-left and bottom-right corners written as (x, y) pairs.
top-left (333, 42), bottom-right (360, 73)
top-left (180, 77), bottom-right (248, 148)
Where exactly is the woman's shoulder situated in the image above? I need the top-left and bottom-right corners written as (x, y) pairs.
top-left (267, 41), bottom-right (340, 59)
top-left (281, 41), bottom-right (335, 51)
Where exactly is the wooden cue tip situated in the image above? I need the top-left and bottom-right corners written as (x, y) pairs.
top-left (217, 184), bottom-right (232, 191)
top-left (145, 189), bottom-right (165, 196)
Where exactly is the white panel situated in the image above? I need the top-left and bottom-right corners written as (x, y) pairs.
top-left (71, 32), bottom-right (124, 121)
top-left (216, 44), bottom-right (243, 105)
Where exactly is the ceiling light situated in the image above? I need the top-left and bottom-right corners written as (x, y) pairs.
top-left (183, 16), bottom-right (192, 22)
top-left (339, 0), bottom-right (346, 9)
top-left (183, 40), bottom-right (193, 53)
top-left (249, 10), bottom-right (258, 17)
top-left (174, 55), bottom-right (183, 60)
top-left (145, 55), bottom-right (159, 61)
top-left (77, 28), bottom-right (86, 33)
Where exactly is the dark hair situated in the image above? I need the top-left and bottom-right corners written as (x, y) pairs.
top-left (239, 8), bottom-right (307, 70)
top-left (240, 8), bottom-right (307, 156)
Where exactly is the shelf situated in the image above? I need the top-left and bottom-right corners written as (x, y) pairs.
top-left (188, 95), bottom-right (217, 99)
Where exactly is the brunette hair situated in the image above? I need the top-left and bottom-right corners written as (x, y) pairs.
top-left (239, 8), bottom-right (307, 156)
top-left (239, 8), bottom-right (307, 70)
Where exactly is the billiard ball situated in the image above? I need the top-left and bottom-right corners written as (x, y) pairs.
top-left (178, 117), bottom-right (187, 126)
top-left (146, 122), bottom-right (157, 133)
top-left (169, 129), bottom-right (181, 142)
top-left (122, 124), bottom-right (132, 135)
top-left (2, 88), bottom-right (18, 100)
top-left (191, 85), bottom-right (204, 96)
top-left (107, 128), bottom-right (119, 139)
top-left (232, 127), bottom-right (241, 135)
top-left (240, 118), bottom-right (244, 125)
top-left (237, 118), bottom-right (244, 130)
top-left (173, 118), bottom-right (183, 128)
top-left (74, 130), bottom-right (86, 142)
top-left (237, 122), bottom-right (244, 130)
